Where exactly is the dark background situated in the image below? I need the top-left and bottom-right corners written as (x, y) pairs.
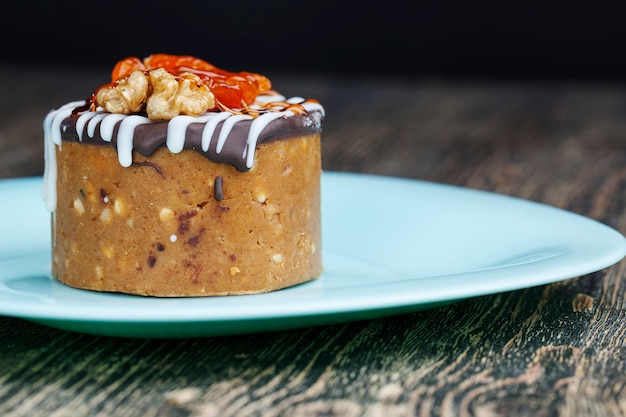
top-left (4, 0), bottom-right (626, 81)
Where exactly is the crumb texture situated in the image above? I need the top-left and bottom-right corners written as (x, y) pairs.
top-left (52, 135), bottom-right (322, 296)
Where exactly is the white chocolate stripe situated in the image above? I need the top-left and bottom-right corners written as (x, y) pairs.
top-left (201, 112), bottom-right (231, 152)
top-left (216, 115), bottom-right (253, 154)
top-left (167, 114), bottom-right (213, 154)
top-left (245, 112), bottom-right (287, 168)
top-left (99, 114), bottom-right (127, 142)
top-left (117, 116), bottom-right (153, 167)
top-left (42, 101), bottom-right (82, 211)
top-left (85, 113), bottom-right (107, 139)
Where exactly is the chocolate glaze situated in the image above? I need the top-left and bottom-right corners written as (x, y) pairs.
top-left (58, 99), bottom-right (324, 172)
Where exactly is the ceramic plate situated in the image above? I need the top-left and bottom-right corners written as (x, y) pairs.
top-left (1, 173), bottom-right (625, 338)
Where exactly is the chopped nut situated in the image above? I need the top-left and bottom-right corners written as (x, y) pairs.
top-left (95, 266), bottom-right (104, 279)
top-left (113, 198), bottom-right (124, 215)
top-left (100, 207), bottom-right (111, 223)
top-left (272, 253), bottom-right (283, 264)
top-left (255, 191), bottom-right (267, 203)
top-left (230, 266), bottom-right (241, 276)
top-left (72, 198), bottom-right (85, 214)
top-left (160, 207), bottom-right (175, 222)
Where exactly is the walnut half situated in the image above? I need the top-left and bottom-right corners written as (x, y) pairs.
top-left (147, 68), bottom-right (215, 120)
top-left (95, 68), bottom-right (216, 120)
top-left (96, 70), bottom-right (149, 115)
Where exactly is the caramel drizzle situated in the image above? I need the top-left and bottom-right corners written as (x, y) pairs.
top-left (214, 94), bottom-right (312, 117)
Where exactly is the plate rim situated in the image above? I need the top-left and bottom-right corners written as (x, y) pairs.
top-left (1, 173), bottom-right (625, 336)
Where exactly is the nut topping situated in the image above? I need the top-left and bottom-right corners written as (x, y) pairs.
top-left (95, 68), bottom-right (215, 120)
top-left (90, 53), bottom-right (273, 120)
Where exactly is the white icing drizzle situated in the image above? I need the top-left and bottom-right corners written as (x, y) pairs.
top-left (86, 113), bottom-right (108, 139)
top-left (99, 114), bottom-right (127, 142)
top-left (117, 116), bottom-right (153, 167)
top-left (76, 112), bottom-right (102, 142)
top-left (167, 114), bottom-right (213, 153)
top-left (42, 100), bottom-right (83, 212)
top-left (302, 101), bottom-right (325, 117)
top-left (41, 94), bottom-right (324, 212)
top-left (244, 112), bottom-right (287, 166)
top-left (201, 112), bottom-right (231, 152)
top-left (216, 114), bottom-right (253, 153)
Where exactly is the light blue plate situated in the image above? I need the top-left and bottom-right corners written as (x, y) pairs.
top-left (1, 173), bottom-right (625, 338)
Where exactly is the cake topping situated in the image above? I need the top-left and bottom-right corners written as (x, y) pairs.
top-left (89, 53), bottom-right (272, 120)
top-left (42, 54), bottom-right (325, 212)
top-left (95, 68), bottom-right (215, 120)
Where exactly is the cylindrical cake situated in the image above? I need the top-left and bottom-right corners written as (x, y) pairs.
top-left (42, 54), bottom-right (324, 296)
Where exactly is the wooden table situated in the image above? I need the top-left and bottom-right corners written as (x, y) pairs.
top-left (1, 65), bottom-right (625, 416)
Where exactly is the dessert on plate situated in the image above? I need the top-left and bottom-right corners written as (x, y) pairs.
top-left (42, 53), bottom-right (324, 296)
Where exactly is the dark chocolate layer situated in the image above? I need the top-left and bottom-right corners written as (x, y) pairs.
top-left (59, 102), bottom-right (324, 172)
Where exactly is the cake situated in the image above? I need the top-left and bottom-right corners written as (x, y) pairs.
top-left (42, 53), bottom-right (324, 296)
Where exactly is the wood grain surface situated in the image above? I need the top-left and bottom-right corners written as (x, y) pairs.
top-left (1, 65), bottom-right (625, 417)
